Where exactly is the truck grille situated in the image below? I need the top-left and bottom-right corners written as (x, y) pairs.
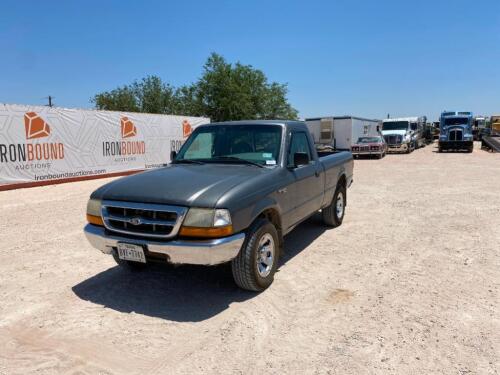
top-left (384, 135), bottom-right (402, 145)
top-left (101, 200), bottom-right (187, 239)
top-left (449, 129), bottom-right (463, 141)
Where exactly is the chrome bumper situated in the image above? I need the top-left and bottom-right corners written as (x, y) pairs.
top-left (387, 143), bottom-right (409, 152)
top-left (84, 224), bottom-right (245, 266)
top-left (352, 150), bottom-right (383, 156)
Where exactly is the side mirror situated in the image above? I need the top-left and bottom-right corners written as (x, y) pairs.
top-left (170, 150), bottom-right (177, 161)
top-left (293, 152), bottom-right (310, 167)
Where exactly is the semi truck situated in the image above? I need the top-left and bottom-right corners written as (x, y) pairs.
top-left (438, 111), bottom-right (474, 153)
top-left (473, 116), bottom-right (487, 140)
top-left (381, 116), bottom-right (426, 153)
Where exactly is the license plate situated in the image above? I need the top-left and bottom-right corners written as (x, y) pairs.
top-left (117, 243), bottom-right (146, 263)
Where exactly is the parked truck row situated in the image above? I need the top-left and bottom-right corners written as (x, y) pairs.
top-left (305, 115), bottom-right (432, 158)
top-left (306, 111), bottom-right (495, 156)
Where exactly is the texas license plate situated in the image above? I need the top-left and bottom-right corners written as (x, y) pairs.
top-left (117, 242), bottom-right (146, 263)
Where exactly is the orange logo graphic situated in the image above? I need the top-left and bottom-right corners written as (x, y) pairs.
top-left (24, 112), bottom-right (51, 139)
top-left (121, 117), bottom-right (137, 138)
top-left (183, 120), bottom-right (192, 138)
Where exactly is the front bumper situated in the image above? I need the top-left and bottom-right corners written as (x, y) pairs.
top-left (387, 143), bottom-right (409, 152)
top-left (84, 224), bottom-right (245, 266)
top-left (352, 150), bottom-right (383, 156)
top-left (439, 140), bottom-right (473, 150)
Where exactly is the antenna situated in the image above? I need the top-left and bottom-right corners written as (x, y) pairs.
top-left (45, 95), bottom-right (55, 107)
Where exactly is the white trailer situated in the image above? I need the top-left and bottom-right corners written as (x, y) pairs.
top-left (305, 116), bottom-right (382, 150)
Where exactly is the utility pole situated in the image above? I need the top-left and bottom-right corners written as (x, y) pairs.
top-left (46, 95), bottom-right (54, 107)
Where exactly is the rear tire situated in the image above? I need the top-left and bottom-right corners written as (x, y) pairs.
top-left (231, 219), bottom-right (279, 292)
top-left (322, 182), bottom-right (346, 227)
top-left (112, 252), bottom-right (148, 272)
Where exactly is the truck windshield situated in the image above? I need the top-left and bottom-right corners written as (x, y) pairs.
top-left (382, 121), bottom-right (409, 131)
top-left (357, 137), bottom-right (381, 143)
top-left (444, 117), bottom-right (468, 126)
top-left (176, 125), bottom-right (282, 166)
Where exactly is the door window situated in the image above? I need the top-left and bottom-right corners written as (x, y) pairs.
top-left (288, 132), bottom-right (312, 165)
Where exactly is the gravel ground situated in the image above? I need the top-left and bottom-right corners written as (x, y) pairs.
top-left (0, 142), bottom-right (499, 375)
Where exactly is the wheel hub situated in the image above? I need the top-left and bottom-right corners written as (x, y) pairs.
top-left (256, 233), bottom-right (275, 278)
top-left (336, 192), bottom-right (344, 218)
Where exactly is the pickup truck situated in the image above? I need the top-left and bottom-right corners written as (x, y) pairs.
top-left (84, 120), bottom-right (354, 291)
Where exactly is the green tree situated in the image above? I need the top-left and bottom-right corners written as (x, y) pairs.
top-left (196, 53), bottom-right (298, 122)
top-left (91, 53), bottom-right (298, 121)
top-left (132, 76), bottom-right (177, 114)
top-left (92, 85), bottom-right (139, 112)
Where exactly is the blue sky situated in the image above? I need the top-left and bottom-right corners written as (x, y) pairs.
top-left (1, 0), bottom-right (499, 120)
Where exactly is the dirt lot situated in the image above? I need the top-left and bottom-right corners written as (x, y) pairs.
top-left (0, 142), bottom-right (499, 375)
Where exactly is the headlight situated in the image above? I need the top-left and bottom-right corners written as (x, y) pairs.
top-left (214, 209), bottom-right (231, 226)
top-left (183, 208), bottom-right (232, 227)
top-left (86, 198), bottom-right (103, 226)
top-left (87, 198), bottom-right (102, 216)
top-left (181, 208), bottom-right (233, 237)
top-left (183, 208), bottom-right (214, 227)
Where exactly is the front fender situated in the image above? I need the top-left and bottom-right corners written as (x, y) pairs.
top-left (248, 196), bottom-right (282, 227)
top-left (230, 195), bottom-right (282, 234)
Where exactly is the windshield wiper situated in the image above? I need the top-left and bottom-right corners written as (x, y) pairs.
top-left (209, 156), bottom-right (265, 168)
top-left (172, 159), bottom-right (205, 165)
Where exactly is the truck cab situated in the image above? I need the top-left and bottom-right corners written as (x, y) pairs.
top-left (381, 118), bottom-right (415, 153)
top-left (473, 116), bottom-right (487, 140)
top-left (438, 111), bottom-right (474, 152)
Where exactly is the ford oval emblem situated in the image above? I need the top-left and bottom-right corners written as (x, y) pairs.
top-left (129, 217), bottom-right (142, 226)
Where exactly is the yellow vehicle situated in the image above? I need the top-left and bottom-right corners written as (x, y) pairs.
top-left (481, 115), bottom-right (500, 152)
top-left (491, 115), bottom-right (500, 135)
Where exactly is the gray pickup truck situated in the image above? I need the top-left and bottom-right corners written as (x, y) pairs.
top-left (84, 120), bottom-right (353, 291)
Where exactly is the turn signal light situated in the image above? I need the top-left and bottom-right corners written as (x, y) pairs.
top-left (87, 214), bottom-right (104, 227)
top-left (179, 225), bottom-right (233, 238)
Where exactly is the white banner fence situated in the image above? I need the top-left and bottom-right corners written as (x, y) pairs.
top-left (0, 103), bottom-right (209, 189)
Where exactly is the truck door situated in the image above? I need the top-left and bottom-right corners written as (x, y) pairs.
top-left (286, 131), bottom-right (324, 228)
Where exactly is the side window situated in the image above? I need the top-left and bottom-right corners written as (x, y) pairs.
top-left (288, 132), bottom-right (312, 165)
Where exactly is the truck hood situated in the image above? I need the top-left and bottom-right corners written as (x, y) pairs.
top-left (90, 164), bottom-right (269, 208)
top-left (381, 129), bottom-right (407, 136)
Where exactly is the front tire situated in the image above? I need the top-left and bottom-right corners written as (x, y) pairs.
top-left (231, 219), bottom-right (279, 292)
top-left (322, 183), bottom-right (346, 227)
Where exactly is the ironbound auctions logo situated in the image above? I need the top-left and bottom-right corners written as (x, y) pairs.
top-left (0, 112), bottom-right (65, 163)
top-left (102, 117), bottom-right (146, 156)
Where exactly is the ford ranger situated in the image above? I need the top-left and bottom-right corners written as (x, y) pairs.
top-left (84, 120), bottom-right (354, 291)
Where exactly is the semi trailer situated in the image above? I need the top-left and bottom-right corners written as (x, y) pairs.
top-left (305, 116), bottom-right (381, 151)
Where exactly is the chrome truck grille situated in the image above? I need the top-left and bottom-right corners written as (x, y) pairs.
top-left (101, 200), bottom-right (187, 239)
top-left (384, 135), bottom-right (402, 145)
top-left (449, 129), bottom-right (463, 141)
